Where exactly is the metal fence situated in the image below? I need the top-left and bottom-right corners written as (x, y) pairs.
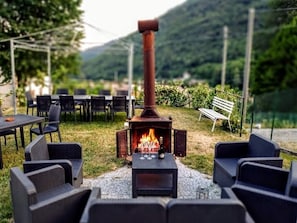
top-left (250, 88), bottom-right (297, 153)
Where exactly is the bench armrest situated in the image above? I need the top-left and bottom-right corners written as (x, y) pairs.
top-left (80, 187), bottom-right (101, 223)
top-left (215, 141), bottom-right (249, 158)
top-left (236, 162), bottom-right (288, 192)
top-left (23, 160), bottom-right (73, 185)
top-left (48, 143), bottom-right (82, 159)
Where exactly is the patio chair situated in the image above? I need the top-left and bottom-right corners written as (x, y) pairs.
top-left (25, 91), bottom-right (37, 115)
top-left (74, 89), bottom-right (87, 113)
top-left (0, 129), bottom-right (18, 151)
top-left (116, 90), bottom-right (128, 96)
top-left (10, 165), bottom-right (91, 223)
top-left (23, 135), bottom-right (83, 187)
top-left (36, 95), bottom-right (52, 117)
top-left (90, 96), bottom-right (108, 121)
top-left (213, 133), bottom-right (283, 187)
top-left (0, 109), bottom-right (18, 151)
top-left (99, 89), bottom-right (111, 96)
top-left (110, 96), bottom-right (127, 121)
top-left (56, 88), bottom-right (69, 95)
top-left (30, 104), bottom-right (62, 142)
top-left (229, 161), bottom-right (297, 223)
top-left (59, 95), bottom-right (81, 121)
top-left (74, 88), bottom-right (87, 95)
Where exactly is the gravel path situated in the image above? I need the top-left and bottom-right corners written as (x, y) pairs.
top-left (82, 158), bottom-right (221, 199)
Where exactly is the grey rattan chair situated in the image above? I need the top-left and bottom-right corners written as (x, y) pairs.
top-left (99, 89), bottom-right (111, 96)
top-left (25, 91), bottom-right (37, 115)
top-left (90, 96), bottom-right (108, 121)
top-left (0, 129), bottom-right (18, 150)
top-left (59, 95), bottom-right (81, 122)
top-left (56, 88), bottom-right (69, 95)
top-left (36, 95), bottom-right (52, 117)
top-left (110, 96), bottom-right (127, 121)
top-left (30, 104), bottom-right (62, 142)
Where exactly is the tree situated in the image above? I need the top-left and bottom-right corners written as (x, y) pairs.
top-left (0, 0), bottom-right (83, 86)
top-left (251, 16), bottom-right (297, 95)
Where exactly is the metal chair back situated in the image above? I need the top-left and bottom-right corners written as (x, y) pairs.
top-left (36, 95), bottom-right (52, 117)
top-left (74, 88), bottom-right (87, 95)
top-left (48, 104), bottom-right (61, 128)
top-left (99, 89), bottom-right (111, 96)
top-left (59, 95), bottom-right (79, 121)
top-left (59, 95), bottom-right (75, 112)
top-left (25, 91), bottom-right (37, 115)
top-left (112, 96), bottom-right (127, 112)
top-left (90, 96), bottom-right (107, 121)
top-left (111, 96), bottom-right (127, 120)
top-left (56, 88), bottom-right (69, 95)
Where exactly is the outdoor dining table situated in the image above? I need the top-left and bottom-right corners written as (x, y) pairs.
top-left (49, 94), bottom-right (136, 121)
top-left (0, 114), bottom-right (44, 169)
top-left (50, 95), bottom-right (135, 104)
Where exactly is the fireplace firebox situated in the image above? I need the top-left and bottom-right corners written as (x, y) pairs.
top-left (129, 116), bottom-right (172, 153)
top-left (116, 123), bottom-right (187, 158)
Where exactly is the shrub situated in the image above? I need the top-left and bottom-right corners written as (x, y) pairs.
top-left (155, 84), bottom-right (189, 107)
top-left (154, 82), bottom-right (243, 133)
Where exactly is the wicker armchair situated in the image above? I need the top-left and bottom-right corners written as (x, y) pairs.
top-left (10, 165), bottom-right (91, 223)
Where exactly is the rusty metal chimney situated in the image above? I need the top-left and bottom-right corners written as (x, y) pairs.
top-left (138, 19), bottom-right (160, 118)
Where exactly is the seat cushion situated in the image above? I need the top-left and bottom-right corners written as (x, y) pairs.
top-left (37, 183), bottom-right (73, 202)
top-left (285, 161), bottom-right (297, 198)
top-left (215, 158), bottom-right (239, 178)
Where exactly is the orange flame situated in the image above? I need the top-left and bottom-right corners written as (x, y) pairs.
top-left (138, 128), bottom-right (159, 150)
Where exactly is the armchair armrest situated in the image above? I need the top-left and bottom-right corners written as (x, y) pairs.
top-left (23, 160), bottom-right (73, 185)
top-left (236, 162), bottom-right (288, 193)
top-left (26, 165), bottom-right (66, 193)
top-left (30, 188), bottom-right (91, 223)
top-left (237, 157), bottom-right (283, 170)
top-left (215, 141), bottom-right (249, 158)
top-left (221, 187), bottom-right (255, 223)
top-left (80, 187), bottom-right (101, 223)
top-left (48, 143), bottom-right (82, 159)
top-left (232, 184), bottom-right (297, 223)
top-left (47, 120), bottom-right (59, 125)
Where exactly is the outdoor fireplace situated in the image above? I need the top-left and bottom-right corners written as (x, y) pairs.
top-left (116, 19), bottom-right (186, 158)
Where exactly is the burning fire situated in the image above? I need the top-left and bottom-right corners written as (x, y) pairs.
top-left (138, 128), bottom-right (160, 151)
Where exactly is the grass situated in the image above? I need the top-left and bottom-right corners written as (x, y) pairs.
top-left (0, 105), bottom-right (295, 222)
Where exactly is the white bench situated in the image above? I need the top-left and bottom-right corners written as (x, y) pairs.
top-left (198, 96), bottom-right (234, 132)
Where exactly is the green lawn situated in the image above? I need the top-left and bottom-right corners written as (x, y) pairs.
top-left (0, 105), bottom-right (293, 222)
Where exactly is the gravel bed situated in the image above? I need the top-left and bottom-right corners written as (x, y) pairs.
top-left (82, 158), bottom-right (221, 199)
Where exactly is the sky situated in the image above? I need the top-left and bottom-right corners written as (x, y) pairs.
top-left (80, 0), bottom-right (186, 50)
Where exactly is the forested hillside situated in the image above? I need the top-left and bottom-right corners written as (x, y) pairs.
top-left (81, 0), bottom-right (269, 88)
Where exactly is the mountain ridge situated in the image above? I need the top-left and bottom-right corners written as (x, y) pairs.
top-left (81, 0), bottom-right (269, 88)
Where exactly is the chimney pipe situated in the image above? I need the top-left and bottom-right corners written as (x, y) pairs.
top-left (138, 19), bottom-right (160, 118)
